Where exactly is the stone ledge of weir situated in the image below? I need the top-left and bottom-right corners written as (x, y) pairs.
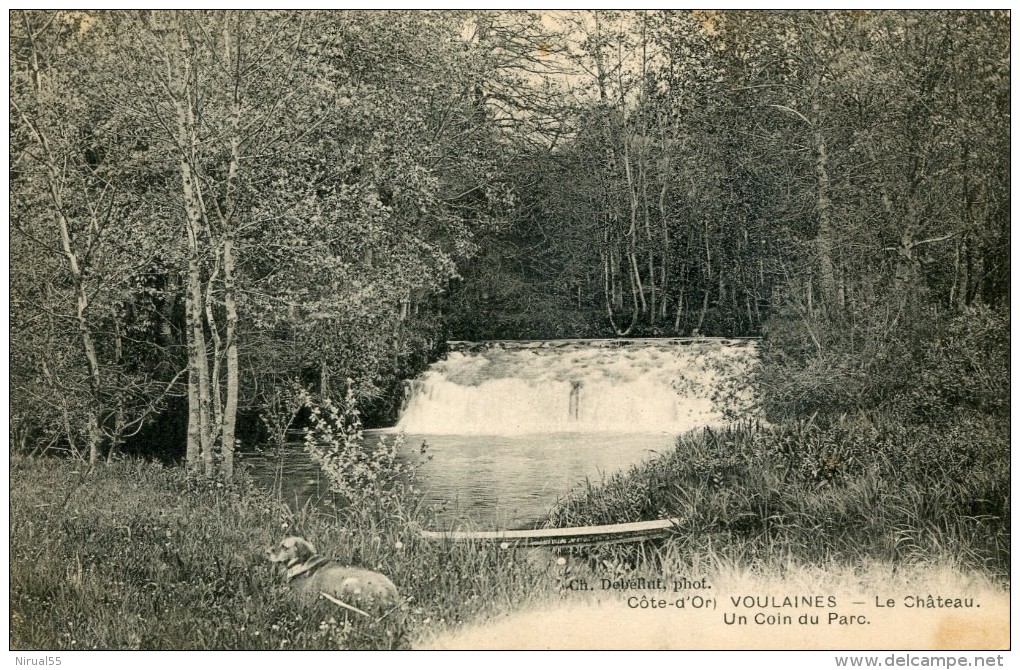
top-left (446, 336), bottom-right (762, 352)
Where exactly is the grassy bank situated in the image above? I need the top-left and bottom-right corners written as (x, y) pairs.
top-left (551, 416), bottom-right (1010, 582)
top-left (9, 456), bottom-right (558, 650)
top-left (10, 422), bottom-right (1009, 650)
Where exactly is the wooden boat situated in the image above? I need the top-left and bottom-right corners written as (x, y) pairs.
top-left (417, 517), bottom-right (683, 548)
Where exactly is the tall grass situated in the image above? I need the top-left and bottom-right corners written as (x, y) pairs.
top-left (11, 411), bottom-right (1009, 651)
top-left (550, 416), bottom-right (1009, 582)
top-left (10, 376), bottom-right (1010, 649)
top-left (9, 456), bottom-right (556, 650)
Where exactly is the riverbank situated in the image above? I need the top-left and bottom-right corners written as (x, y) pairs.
top-left (551, 416), bottom-right (1010, 581)
top-left (9, 455), bottom-right (554, 650)
top-left (10, 421), bottom-right (1009, 651)
top-left (419, 414), bottom-right (1010, 650)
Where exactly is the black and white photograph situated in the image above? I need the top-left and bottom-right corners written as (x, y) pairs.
top-left (8, 9), bottom-right (1011, 657)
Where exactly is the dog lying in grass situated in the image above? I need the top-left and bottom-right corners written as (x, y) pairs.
top-left (267, 536), bottom-right (399, 613)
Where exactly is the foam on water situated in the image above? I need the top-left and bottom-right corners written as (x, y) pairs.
top-left (247, 339), bottom-right (761, 527)
top-left (397, 338), bottom-right (759, 435)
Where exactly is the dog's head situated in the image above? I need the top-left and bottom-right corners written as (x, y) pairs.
top-left (267, 536), bottom-right (317, 567)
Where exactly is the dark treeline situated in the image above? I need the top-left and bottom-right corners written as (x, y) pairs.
top-left (447, 11), bottom-right (1009, 339)
top-left (10, 11), bottom-right (1009, 473)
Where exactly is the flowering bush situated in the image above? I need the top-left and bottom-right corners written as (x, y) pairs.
top-left (298, 383), bottom-right (428, 508)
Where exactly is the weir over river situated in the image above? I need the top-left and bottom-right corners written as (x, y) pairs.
top-left (246, 337), bottom-right (759, 528)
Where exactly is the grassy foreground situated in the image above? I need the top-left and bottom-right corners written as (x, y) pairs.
top-left (9, 456), bottom-right (555, 650)
top-left (552, 416), bottom-right (1010, 581)
top-left (10, 413), bottom-right (1010, 650)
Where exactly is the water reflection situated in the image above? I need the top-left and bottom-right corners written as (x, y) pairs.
top-left (242, 430), bottom-right (675, 529)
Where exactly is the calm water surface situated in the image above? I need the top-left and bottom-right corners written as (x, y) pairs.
top-left (242, 339), bottom-right (754, 529)
top-left (241, 430), bottom-right (675, 529)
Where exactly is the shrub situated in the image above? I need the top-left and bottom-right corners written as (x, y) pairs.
top-left (907, 304), bottom-right (1009, 422)
top-left (759, 299), bottom-right (1008, 425)
top-left (298, 383), bottom-right (429, 512)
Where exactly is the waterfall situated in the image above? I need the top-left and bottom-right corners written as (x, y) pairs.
top-left (397, 338), bottom-right (759, 435)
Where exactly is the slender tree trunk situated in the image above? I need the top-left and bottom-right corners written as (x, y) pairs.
top-left (20, 22), bottom-right (104, 463)
top-left (183, 268), bottom-right (201, 470)
top-left (107, 319), bottom-right (125, 463)
top-left (621, 134), bottom-right (648, 320)
top-left (219, 52), bottom-right (245, 479)
top-left (170, 26), bottom-right (217, 475)
top-left (695, 285), bottom-right (710, 335)
top-left (185, 227), bottom-right (214, 475)
top-left (204, 249), bottom-right (224, 451)
top-left (51, 172), bottom-right (103, 464)
top-left (610, 239), bottom-right (623, 311)
top-left (673, 284), bottom-right (685, 334)
top-left (639, 146), bottom-right (656, 324)
top-left (222, 235), bottom-right (239, 479)
top-left (658, 178), bottom-right (670, 321)
top-left (647, 244), bottom-right (656, 324)
top-left (180, 158), bottom-right (215, 475)
top-left (191, 154), bottom-right (227, 457)
top-left (673, 227), bottom-right (693, 334)
top-left (745, 291), bottom-right (755, 333)
top-left (602, 244), bottom-right (623, 335)
top-left (67, 213), bottom-right (103, 464)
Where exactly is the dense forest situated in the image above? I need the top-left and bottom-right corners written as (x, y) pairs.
top-left (10, 10), bottom-right (1009, 474)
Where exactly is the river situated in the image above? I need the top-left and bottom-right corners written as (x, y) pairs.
top-left (241, 430), bottom-right (676, 528)
top-left (242, 338), bottom-right (758, 529)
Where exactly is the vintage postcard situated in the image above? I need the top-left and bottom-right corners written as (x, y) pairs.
top-left (8, 8), bottom-right (1010, 659)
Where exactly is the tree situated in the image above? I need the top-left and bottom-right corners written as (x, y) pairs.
top-left (11, 11), bottom-right (181, 462)
top-left (111, 10), bottom-right (509, 471)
